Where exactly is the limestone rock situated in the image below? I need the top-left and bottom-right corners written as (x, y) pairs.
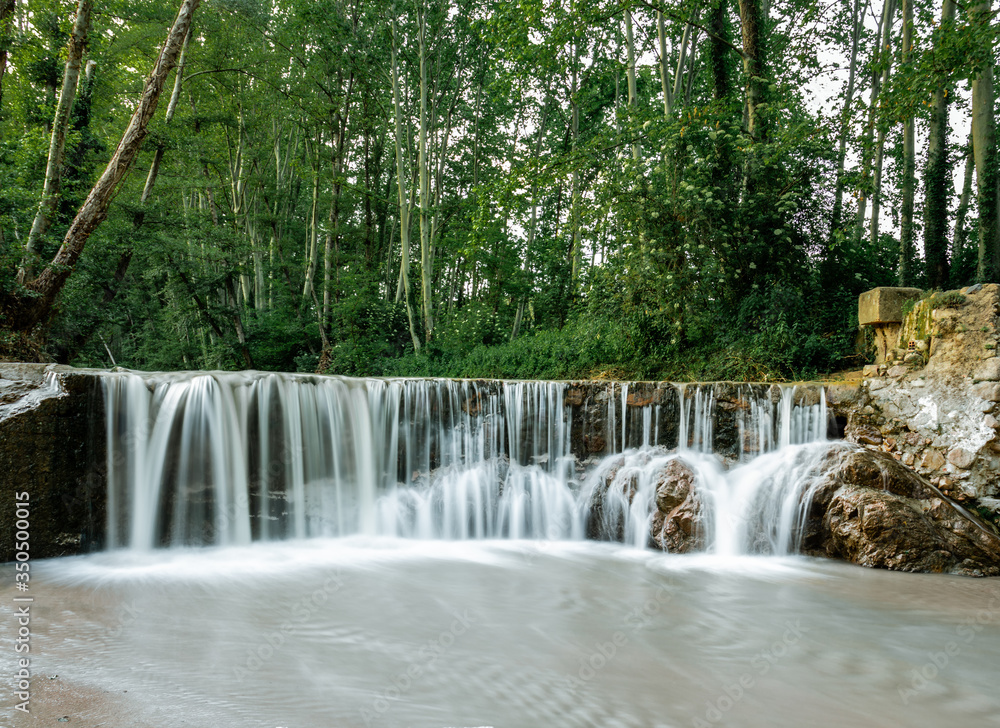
top-left (806, 449), bottom-right (1000, 576)
top-left (649, 458), bottom-right (704, 554)
top-left (974, 382), bottom-right (1000, 402)
top-left (921, 450), bottom-right (946, 470)
top-left (975, 358), bottom-right (1000, 382)
top-left (858, 287), bottom-right (923, 325)
top-left (887, 365), bottom-right (909, 378)
top-left (947, 447), bottom-right (978, 470)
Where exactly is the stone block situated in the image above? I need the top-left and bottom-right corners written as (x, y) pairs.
top-left (974, 358), bottom-right (1000, 382)
top-left (858, 287), bottom-right (923, 326)
top-left (974, 382), bottom-right (1000, 403)
top-left (947, 447), bottom-right (978, 470)
top-left (921, 450), bottom-right (945, 470)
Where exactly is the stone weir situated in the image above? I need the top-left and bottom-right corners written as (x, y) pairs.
top-left (0, 366), bottom-right (838, 561)
top-left (1, 279), bottom-right (999, 578)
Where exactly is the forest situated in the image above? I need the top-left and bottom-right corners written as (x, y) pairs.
top-left (0, 0), bottom-right (997, 381)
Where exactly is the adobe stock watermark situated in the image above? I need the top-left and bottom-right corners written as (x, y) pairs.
top-left (563, 583), bottom-right (675, 693)
top-left (233, 569), bottom-right (345, 683)
top-left (361, 607), bottom-right (479, 726)
top-left (897, 595), bottom-right (1000, 705)
top-left (693, 619), bottom-right (811, 727)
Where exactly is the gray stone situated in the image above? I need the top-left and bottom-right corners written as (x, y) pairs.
top-left (904, 352), bottom-right (924, 366)
top-left (974, 358), bottom-right (1000, 382)
top-left (887, 365), bottom-right (909, 378)
top-left (947, 447), bottom-right (978, 470)
top-left (974, 382), bottom-right (1000, 402)
top-left (966, 283), bottom-right (983, 294)
top-left (985, 414), bottom-right (1000, 430)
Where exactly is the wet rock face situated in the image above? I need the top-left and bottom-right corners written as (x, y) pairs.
top-left (0, 364), bottom-right (107, 562)
top-left (805, 450), bottom-right (1000, 577)
top-left (649, 459), bottom-right (704, 554)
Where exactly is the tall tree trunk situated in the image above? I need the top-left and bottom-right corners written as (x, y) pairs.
top-left (953, 143), bottom-right (975, 278)
top-left (830, 0), bottom-right (865, 242)
top-left (391, 19), bottom-right (421, 353)
top-left (899, 0), bottom-right (915, 285)
top-left (6, 0), bottom-right (201, 333)
top-left (20, 0), bottom-right (92, 282)
top-left (868, 0), bottom-right (898, 247)
top-left (972, 0), bottom-right (1000, 282)
top-left (738, 0), bottom-right (766, 141)
top-left (657, 12), bottom-right (673, 116)
top-left (418, 11), bottom-right (434, 344)
top-left (922, 0), bottom-right (956, 288)
top-left (0, 0), bottom-right (15, 112)
top-left (624, 8), bottom-right (640, 163)
top-left (569, 36), bottom-right (583, 291)
top-left (60, 28), bottom-right (191, 364)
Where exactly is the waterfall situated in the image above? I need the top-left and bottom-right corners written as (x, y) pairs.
top-left (102, 372), bottom-right (833, 555)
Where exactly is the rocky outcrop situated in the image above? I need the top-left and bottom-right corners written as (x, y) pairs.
top-left (649, 459), bottom-right (704, 553)
top-left (0, 364), bottom-right (106, 561)
top-left (849, 284), bottom-right (1000, 511)
top-left (804, 450), bottom-right (1000, 577)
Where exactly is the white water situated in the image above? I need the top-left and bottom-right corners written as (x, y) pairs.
top-left (102, 372), bottom-right (831, 554)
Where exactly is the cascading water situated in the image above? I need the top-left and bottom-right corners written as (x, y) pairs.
top-left (102, 372), bottom-right (834, 555)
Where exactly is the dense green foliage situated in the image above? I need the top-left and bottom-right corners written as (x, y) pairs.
top-left (0, 0), bottom-right (998, 380)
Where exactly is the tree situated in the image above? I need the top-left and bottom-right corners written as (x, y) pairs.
top-left (2, 0), bottom-right (201, 334)
top-left (922, 0), bottom-right (955, 288)
top-left (971, 0), bottom-right (1000, 282)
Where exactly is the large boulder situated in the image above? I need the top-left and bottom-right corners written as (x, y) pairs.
top-left (649, 458), bottom-right (704, 553)
top-left (805, 449), bottom-right (1000, 576)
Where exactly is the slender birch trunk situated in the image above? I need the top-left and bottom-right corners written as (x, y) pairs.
top-left (868, 0), bottom-right (897, 247)
top-left (899, 0), bottom-right (915, 285)
top-left (20, 0), bottom-right (92, 282)
top-left (657, 12), bottom-right (673, 116)
top-left (9, 0), bottom-right (201, 332)
top-left (624, 8), bottom-right (640, 163)
top-left (830, 0), bottom-right (865, 241)
top-left (418, 11), bottom-right (434, 343)
top-left (391, 18), bottom-right (422, 352)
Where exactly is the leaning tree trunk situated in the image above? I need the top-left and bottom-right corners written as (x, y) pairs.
top-left (972, 0), bottom-right (1000, 282)
top-left (899, 0), bottom-right (916, 286)
top-left (19, 0), bottom-right (92, 283)
top-left (922, 0), bottom-right (956, 288)
top-left (7, 0), bottom-right (201, 334)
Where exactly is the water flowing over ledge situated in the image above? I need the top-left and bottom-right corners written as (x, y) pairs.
top-left (102, 371), bottom-right (831, 554)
